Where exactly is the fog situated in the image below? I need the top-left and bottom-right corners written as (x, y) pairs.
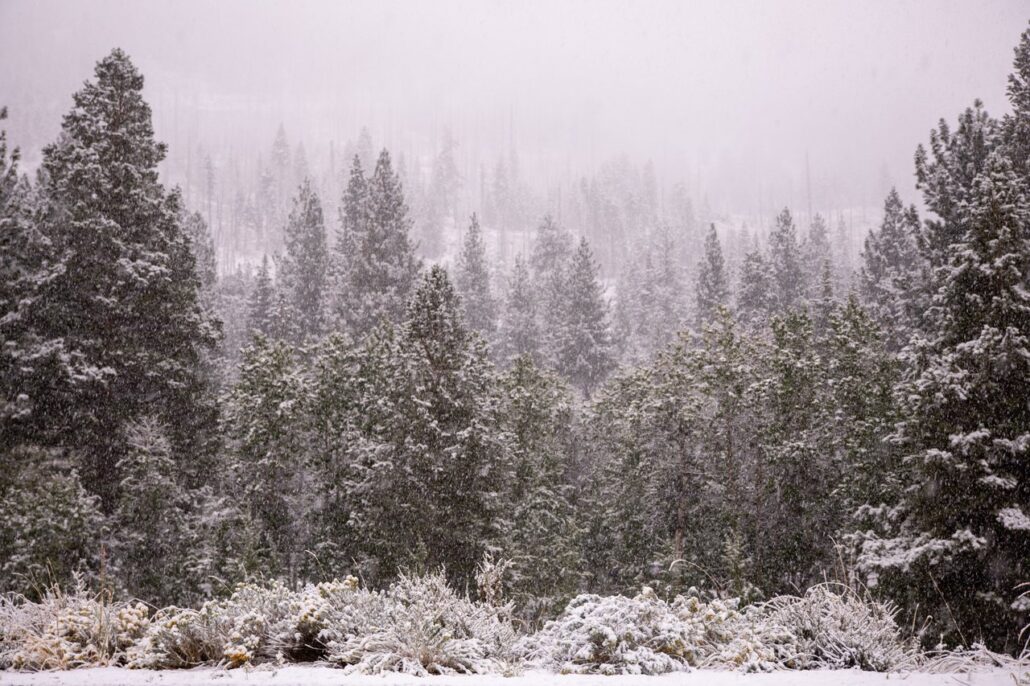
top-left (1, 0), bottom-right (1025, 254)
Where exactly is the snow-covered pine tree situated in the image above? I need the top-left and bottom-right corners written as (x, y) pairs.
top-left (695, 223), bottom-right (730, 328)
top-left (334, 149), bottom-right (421, 337)
top-left (247, 255), bottom-right (276, 338)
top-left (0, 446), bottom-right (103, 596)
top-left (112, 416), bottom-right (190, 605)
top-left (344, 266), bottom-right (510, 587)
top-left (32, 49), bottom-right (218, 502)
top-left (643, 226), bottom-right (688, 352)
top-left (530, 215), bottom-right (574, 361)
top-left (0, 106), bottom-right (66, 448)
top-left (555, 237), bottom-right (614, 397)
top-left (420, 129), bottom-right (460, 259)
top-left (279, 179), bottom-right (329, 340)
top-left (183, 211), bottom-right (218, 312)
top-left (804, 213), bottom-right (833, 298)
top-left (454, 213), bottom-right (497, 340)
top-left (768, 208), bottom-right (806, 311)
top-left (755, 310), bottom-right (838, 592)
top-left (858, 188), bottom-right (924, 350)
top-left (737, 249), bottom-right (774, 324)
top-left (1003, 25), bottom-right (1030, 181)
top-left (498, 254), bottom-right (541, 364)
top-left (498, 355), bottom-right (585, 620)
top-left (224, 335), bottom-right (311, 584)
top-left (864, 147), bottom-right (1030, 649)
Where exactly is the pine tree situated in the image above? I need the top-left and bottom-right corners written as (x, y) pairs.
top-left (334, 150), bottom-right (421, 337)
top-left (804, 213), bottom-right (833, 296)
top-left (866, 150), bottom-right (1030, 649)
top-left (695, 224), bottom-right (730, 327)
top-left (498, 355), bottom-right (584, 618)
top-left (530, 215), bottom-right (574, 355)
top-left (183, 211), bottom-right (217, 308)
top-left (279, 179), bottom-right (329, 340)
top-left (0, 446), bottom-right (103, 596)
top-left (0, 106), bottom-right (66, 447)
top-left (498, 255), bottom-right (541, 364)
top-left (421, 129), bottom-right (460, 258)
top-left (1003, 25), bottom-right (1030, 181)
top-left (32, 49), bottom-right (217, 502)
top-left (344, 266), bottom-right (510, 587)
top-left (224, 335), bottom-right (310, 584)
top-left (555, 238), bottom-right (614, 397)
top-left (768, 208), bottom-right (806, 311)
top-left (858, 188), bottom-right (924, 350)
top-left (248, 255), bottom-right (276, 338)
top-left (454, 213), bottom-right (497, 339)
top-left (112, 417), bottom-right (189, 604)
top-left (737, 249), bottom-right (773, 324)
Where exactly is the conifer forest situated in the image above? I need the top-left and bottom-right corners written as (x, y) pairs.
top-left (0, 2), bottom-right (1029, 682)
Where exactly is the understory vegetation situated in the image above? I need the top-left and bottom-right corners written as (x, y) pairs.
top-left (2, 570), bottom-right (1021, 675)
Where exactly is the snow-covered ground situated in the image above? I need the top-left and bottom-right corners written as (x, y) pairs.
top-left (0, 667), bottom-right (1022, 686)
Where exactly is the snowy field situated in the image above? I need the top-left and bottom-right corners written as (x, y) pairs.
top-left (0, 667), bottom-right (1024, 686)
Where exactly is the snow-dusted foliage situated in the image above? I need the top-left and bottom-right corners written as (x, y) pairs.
top-left (126, 572), bottom-right (517, 675)
top-left (519, 585), bottom-right (914, 675)
top-left (517, 588), bottom-right (702, 675)
top-left (0, 578), bottom-right (148, 670)
top-left (128, 578), bottom-right (363, 669)
top-left (759, 584), bottom-right (914, 671)
top-left (324, 571), bottom-right (519, 675)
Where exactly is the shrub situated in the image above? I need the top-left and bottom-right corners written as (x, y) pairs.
top-left (758, 583), bottom-right (915, 671)
top-left (128, 579), bottom-right (303, 668)
top-left (517, 587), bottom-right (697, 674)
top-left (0, 577), bottom-right (148, 670)
top-left (325, 571), bottom-right (519, 675)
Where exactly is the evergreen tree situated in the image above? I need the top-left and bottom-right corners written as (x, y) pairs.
top-left (768, 208), bottom-right (806, 311)
top-left (530, 215), bottom-right (574, 358)
top-left (498, 255), bottom-right (541, 364)
top-left (555, 238), bottom-right (614, 397)
top-left (183, 211), bottom-right (217, 309)
top-left (863, 149), bottom-right (1030, 649)
top-left (498, 355), bottom-right (585, 620)
top-left (247, 255), bottom-right (276, 338)
top-left (804, 213), bottom-right (833, 295)
top-left (334, 150), bottom-right (421, 337)
top-left (737, 249), bottom-right (773, 324)
top-left (0, 106), bottom-right (67, 447)
top-left (858, 189), bottom-right (924, 350)
top-left (695, 224), bottom-right (730, 327)
top-left (112, 417), bottom-right (189, 605)
top-left (224, 335), bottom-right (310, 584)
top-left (279, 179), bottom-right (329, 340)
top-left (421, 129), bottom-right (460, 258)
top-left (454, 213), bottom-right (497, 339)
top-left (343, 266), bottom-right (510, 587)
top-left (32, 49), bottom-right (217, 502)
top-left (0, 446), bottom-right (103, 596)
top-left (1003, 25), bottom-right (1030, 181)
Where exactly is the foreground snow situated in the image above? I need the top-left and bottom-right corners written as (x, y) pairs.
top-left (0, 666), bottom-right (1023, 686)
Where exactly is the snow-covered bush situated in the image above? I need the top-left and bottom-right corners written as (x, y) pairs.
top-left (0, 578), bottom-right (148, 670)
top-left (325, 571), bottom-right (519, 675)
top-left (759, 583), bottom-right (915, 671)
top-left (265, 576), bottom-right (364, 661)
top-left (518, 587), bottom-right (698, 674)
top-left (129, 580), bottom-right (300, 668)
top-left (672, 594), bottom-right (799, 672)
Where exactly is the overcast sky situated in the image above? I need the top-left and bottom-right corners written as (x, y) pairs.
top-left (0, 0), bottom-right (1026, 214)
